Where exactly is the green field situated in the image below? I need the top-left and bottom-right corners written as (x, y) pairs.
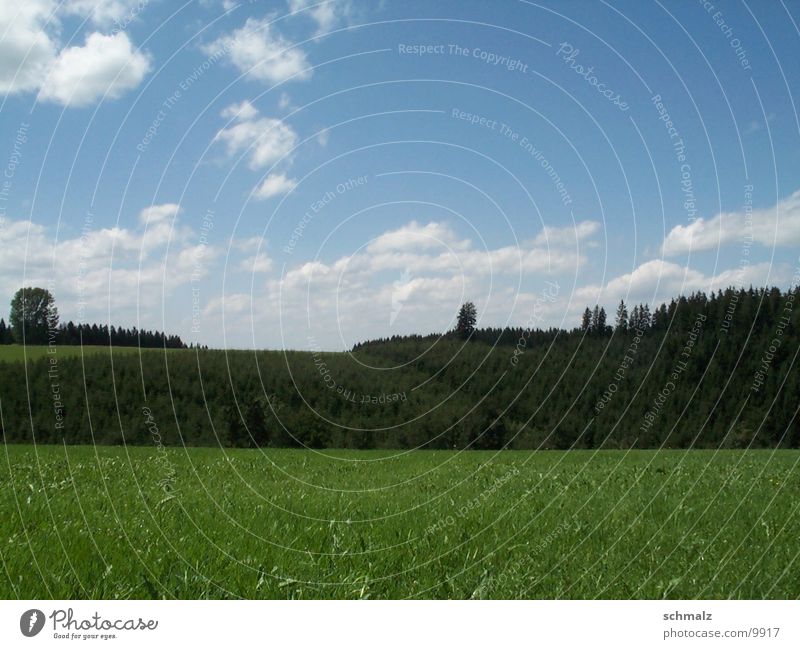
top-left (1, 445), bottom-right (798, 598)
top-left (0, 344), bottom-right (183, 363)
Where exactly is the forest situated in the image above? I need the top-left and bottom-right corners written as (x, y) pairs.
top-left (0, 319), bottom-right (187, 348)
top-left (0, 286), bottom-right (797, 450)
top-left (0, 287), bottom-right (186, 348)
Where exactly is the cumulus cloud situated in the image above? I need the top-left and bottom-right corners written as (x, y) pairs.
top-left (532, 220), bottom-right (599, 247)
top-left (204, 219), bottom-right (600, 348)
top-left (365, 221), bottom-right (470, 254)
top-left (199, 219), bottom-right (787, 349)
top-left (232, 236), bottom-right (264, 252)
top-left (238, 252), bottom-right (273, 274)
top-left (62, 0), bottom-right (150, 27)
top-left (288, 0), bottom-right (354, 36)
top-left (356, 220), bottom-right (598, 276)
top-left (274, 220), bottom-right (597, 297)
top-left (220, 99), bottom-right (259, 121)
top-left (575, 259), bottom-right (788, 308)
top-left (0, 1), bottom-right (150, 106)
top-left (0, 0), bottom-right (58, 95)
top-left (0, 206), bottom-right (215, 323)
top-left (204, 17), bottom-right (310, 84)
top-left (138, 202), bottom-right (180, 224)
top-left (215, 101), bottom-right (298, 169)
top-left (254, 172), bottom-right (297, 199)
top-left (38, 31), bottom-right (151, 106)
top-left (203, 292), bottom-right (252, 321)
top-left (661, 190), bottom-right (800, 256)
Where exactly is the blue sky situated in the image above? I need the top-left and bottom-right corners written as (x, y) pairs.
top-left (1, 0), bottom-right (799, 349)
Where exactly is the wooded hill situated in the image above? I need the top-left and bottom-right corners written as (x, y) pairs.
top-left (1, 286), bottom-right (797, 449)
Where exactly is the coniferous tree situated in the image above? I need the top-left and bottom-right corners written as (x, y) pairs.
top-left (0, 284), bottom-right (798, 451)
top-left (652, 304), bottom-right (668, 330)
top-left (581, 308), bottom-right (592, 332)
top-left (456, 302), bottom-right (477, 340)
top-left (0, 318), bottom-right (10, 344)
top-left (591, 305), bottom-right (600, 332)
top-left (629, 305), bottom-right (640, 331)
top-left (640, 304), bottom-right (651, 329)
top-left (615, 300), bottom-right (628, 332)
top-left (597, 307), bottom-right (607, 334)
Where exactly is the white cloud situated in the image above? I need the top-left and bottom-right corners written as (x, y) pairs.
top-left (138, 203), bottom-right (181, 224)
top-left (0, 208), bottom-right (215, 323)
top-left (215, 102), bottom-right (298, 169)
top-left (200, 219), bottom-right (598, 348)
top-left (288, 0), bottom-right (354, 36)
top-left (254, 172), bottom-right (297, 199)
top-left (136, 203), bottom-right (185, 252)
top-left (204, 292), bottom-right (252, 319)
top-left (220, 99), bottom-right (259, 121)
top-left (204, 17), bottom-right (310, 84)
top-left (38, 31), bottom-right (151, 106)
top-left (575, 259), bottom-right (788, 307)
top-left (62, 0), bottom-right (149, 27)
top-left (0, 0), bottom-right (59, 95)
top-left (532, 220), bottom-right (599, 247)
top-left (238, 252), bottom-right (273, 274)
top-left (661, 190), bottom-right (800, 256)
top-left (366, 220), bottom-right (469, 254)
top-left (576, 260), bottom-right (704, 305)
top-left (0, 1), bottom-right (150, 106)
top-left (198, 218), bottom-right (791, 348)
top-left (359, 220), bottom-right (598, 277)
top-left (232, 236), bottom-right (264, 252)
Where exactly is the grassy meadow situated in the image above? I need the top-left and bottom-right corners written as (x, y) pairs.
top-left (1, 445), bottom-right (798, 599)
top-left (0, 344), bottom-right (179, 363)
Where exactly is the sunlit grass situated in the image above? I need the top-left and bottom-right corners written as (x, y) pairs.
top-left (1, 445), bottom-right (798, 599)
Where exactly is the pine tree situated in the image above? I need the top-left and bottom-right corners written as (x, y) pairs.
top-left (640, 304), bottom-right (651, 329)
top-left (456, 302), bottom-right (477, 340)
top-left (629, 305), bottom-right (640, 331)
top-left (581, 308), bottom-right (592, 332)
top-left (597, 307), bottom-right (607, 334)
top-left (652, 304), bottom-right (668, 330)
top-left (615, 300), bottom-right (628, 332)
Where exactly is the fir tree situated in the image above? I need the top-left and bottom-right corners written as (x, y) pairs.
top-left (581, 308), bottom-right (592, 332)
top-left (456, 302), bottom-right (477, 340)
top-left (615, 300), bottom-right (628, 332)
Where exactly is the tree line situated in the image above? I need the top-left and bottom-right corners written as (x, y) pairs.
top-left (0, 287), bottom-right (186, 348)
top-left (1, 285), bottom-right (797, 450)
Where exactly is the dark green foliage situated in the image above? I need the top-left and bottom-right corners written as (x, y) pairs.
top-left (1, 286), bottom-right (797, 449)
top-left (52, 320), bottom-right (187, 348)
top-left (581, 307), bottom-right (592, 331)
top-left (456, 301), bottom-right (477, 339)
top-left (582, 304), bottom-right (609, 335)
top-left (629, 303), bottom-right (652, 330)
top-left (6, 287), bottom-right (186, 348)
top-left (0, 318), bottom-right (11, 344)
top-left (9, 287), bottom-right (58, 344)
top-left (615, 300), bottom-right (628, 332)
